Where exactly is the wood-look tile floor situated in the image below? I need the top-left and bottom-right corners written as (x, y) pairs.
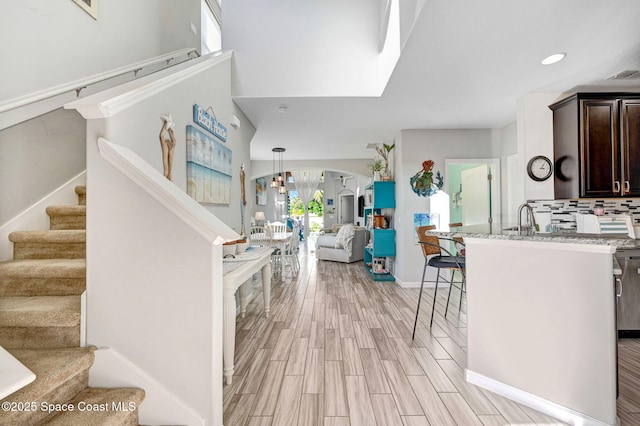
top-left (224, 244), bottom-right (640, 425)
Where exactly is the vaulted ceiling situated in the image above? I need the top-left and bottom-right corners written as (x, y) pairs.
top-left (223, 0), bottom-right (640, 161)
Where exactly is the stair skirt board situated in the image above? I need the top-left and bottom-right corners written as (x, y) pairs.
top-left (90, 347), bottom-right (205, 426)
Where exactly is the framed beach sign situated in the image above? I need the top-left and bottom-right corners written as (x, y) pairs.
top-left (186, 125), bottom-right (232, 204)
top-left (72, 0), bottom-right (97, 19)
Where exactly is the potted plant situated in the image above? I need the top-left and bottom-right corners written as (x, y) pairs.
top-left (375, 143), bottom-right (395, 180)
top-left (369, 158), bottom-right (384, 181)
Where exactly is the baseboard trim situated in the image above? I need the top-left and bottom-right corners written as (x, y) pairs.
top-left (90, 347), bottom-right (205, 426)
top-left (465, 369), bottom-right (618, 426)
top-left (393, 277), bottom-right (450, 289)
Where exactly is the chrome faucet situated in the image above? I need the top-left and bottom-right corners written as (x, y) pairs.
top-left (517, 202), bottom-right (537, 234)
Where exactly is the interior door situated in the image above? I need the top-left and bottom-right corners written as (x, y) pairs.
top-left (461, 164), bottom-right (490, 226)
top-left (339, 194), bottom-right (354, 224)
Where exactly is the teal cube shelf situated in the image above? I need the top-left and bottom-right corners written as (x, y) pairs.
top-left (371, 229), bottom-right (395, 257)
top-left (363, 181), bottom-right (396, 282)
top-left (363, 248), bottom-right (395, 282)
top-left (365, 181), bottom-right (395, 209)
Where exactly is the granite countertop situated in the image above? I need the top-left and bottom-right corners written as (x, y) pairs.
top-left (429, 223), bottom-right (638, 249)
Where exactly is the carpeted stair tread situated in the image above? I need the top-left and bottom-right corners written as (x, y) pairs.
top-left (46, 205), bottom-right (86, 216)
top-left (0, 259), bottom-right (86, 278)
top-left (42, 387), bottom-right (145, 425)
top-left (2, 347), bottom-right (94, 403)
top-left (0, 348), bottom-right (94, 424)
top-left (0, 296), bottom-right (80, 327)
top-left (75, 186), bottom-right (86, 206)
top-left (46, 205), bottom-right (86, 230)
top-left (9, 230), bottom-right (85, 260)
top-left (8, 230), bottom-right (86, 243)
top-left (0, 259), bottom-right (85, 297)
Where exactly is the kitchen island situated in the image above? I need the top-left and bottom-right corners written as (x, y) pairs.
top-left (430, 224), bottom-right (634, 426)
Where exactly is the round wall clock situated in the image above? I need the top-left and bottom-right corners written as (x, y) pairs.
top-left (527, 155), bottom-right (553, 182)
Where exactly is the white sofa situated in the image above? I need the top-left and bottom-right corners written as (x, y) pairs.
top-left (316, 225), bottom-right (369, 263)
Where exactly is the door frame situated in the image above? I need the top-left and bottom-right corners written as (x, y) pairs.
top-left (337, 190), bottom-right (355, 224)
top-left (444, 158), bottom-right (501, 226)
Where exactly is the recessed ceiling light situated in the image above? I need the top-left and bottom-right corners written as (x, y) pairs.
top-left (277, 105), bottom-right (288, 113)
top-left (541, 53), bottom-right (566, 65)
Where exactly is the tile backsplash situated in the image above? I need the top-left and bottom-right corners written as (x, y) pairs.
top-left (529, 198), bottom-right (640, 231)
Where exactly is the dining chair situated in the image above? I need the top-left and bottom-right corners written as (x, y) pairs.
top-left (283, 223), bottom-right (300, 275)
top-left (250, 226), bottom-right (268, 246)
top-left (269, 221), bottom-right (287, 235)
top-left (266, 222), bottom-right (288, 274)
top-left (413, 225), bottom-right (466, 338)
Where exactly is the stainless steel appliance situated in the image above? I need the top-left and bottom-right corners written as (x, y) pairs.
top-left (615, 249), bottom-right (640, 337)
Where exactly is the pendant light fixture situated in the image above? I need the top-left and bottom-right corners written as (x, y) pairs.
top-left (271, 147), bottom-right (287, 194)
top-left (270, 149), bottom-right (278, 189)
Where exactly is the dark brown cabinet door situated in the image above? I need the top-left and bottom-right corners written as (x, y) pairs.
top-left (580, 99), bottom-right (619, 198)
top-left (621, 99), bottom-right (640, 197)
top-left (551, 93), bottom-right (640, 199)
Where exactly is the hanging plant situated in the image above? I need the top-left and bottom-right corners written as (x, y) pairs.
top-left (409, 160), bottom-right (444, 197)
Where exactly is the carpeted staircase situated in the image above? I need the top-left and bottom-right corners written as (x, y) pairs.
top-left (0, 185), bottom-right (145, 425)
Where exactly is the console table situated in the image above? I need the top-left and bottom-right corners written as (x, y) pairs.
top-left (222, 246), bottom-right (272, 385)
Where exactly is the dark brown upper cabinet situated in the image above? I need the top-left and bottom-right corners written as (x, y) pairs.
top-left (550, 93), bottom-right (640, 199)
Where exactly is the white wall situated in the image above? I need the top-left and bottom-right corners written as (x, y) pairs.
top-left (0, 0), bottom-right (200, 103)
top-left (250, 159), bottom-right (370, 182)
top-left (323, 171), bottom-right (369, 229)
top-left (394, 129), bottom-right (496, 285)
top-left (497, 121), bottom-right (520, 223)
top-left (223, 0), bottom-right (384, 97)
top-left (0, 0), bottom-right (202, 227)
top-left (249, 159), bottom-right (371, 226)
top-left (65, 53), bottom-right (247, 425)
top-left (76, 55), bottom-right (256, 233)
top-left (251, 170), bottom-right (369, 229)
top-left (517, 93), bottom-right (563, 201)
top-left (0, 108), bottom-right (86, 225)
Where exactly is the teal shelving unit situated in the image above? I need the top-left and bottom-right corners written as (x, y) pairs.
top-left (363, 181), bottom-right (396, 282)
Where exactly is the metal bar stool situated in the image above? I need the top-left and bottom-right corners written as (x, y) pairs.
top-left (413, 225), bottom-right (466, 339)
top-left (445, 222), bottom-right (466, 317)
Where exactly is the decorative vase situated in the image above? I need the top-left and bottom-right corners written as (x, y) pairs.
top-left (373, 171), bottom-right (381, 181)
top-left (382, 167), bottom-right (392, 181)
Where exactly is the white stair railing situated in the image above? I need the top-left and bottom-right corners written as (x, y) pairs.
top-left (0, 48), bottom-right (199, 131)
